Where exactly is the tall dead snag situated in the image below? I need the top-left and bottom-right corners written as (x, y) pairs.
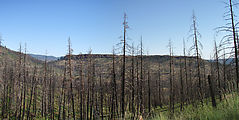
top-left (217, 0), bottom-right (239, 90)
top-left (189, 12), bottom-right (203, 103)
top-left (168, 40), bottom-right (173, 113)
top-left (229, 0), bottom-right (239, 89)
top-left (121, 13), bottom-right (129, 118)
top-left (214, 41), bottom-right (222, 101)
top-left (67, 37), bottom-right (75, 120)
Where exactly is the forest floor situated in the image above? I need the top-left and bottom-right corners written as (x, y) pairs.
top-left (151, 93), bottom-right (239, 120)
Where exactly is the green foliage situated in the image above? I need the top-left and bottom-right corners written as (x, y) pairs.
top-left (151, 94), bottom-right (239, 120)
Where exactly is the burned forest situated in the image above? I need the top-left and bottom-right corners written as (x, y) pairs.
top-left (1, 0), bottom-right (239, 120)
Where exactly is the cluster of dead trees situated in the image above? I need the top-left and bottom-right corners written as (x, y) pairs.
top-left (0, 0), bottom-right (239, 119)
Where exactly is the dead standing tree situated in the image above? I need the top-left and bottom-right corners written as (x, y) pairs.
top-left (188, 12), bottom-right (203, 103)
top-left (216, 0), bottom-right (239, 91)
top-left (114, 13), bottom-right (131, 118)
top-left (67, 37), bottom-right (76, 120)
top-left (214, 41), bottom-right (222, 101)
top-left (121, 13), bottom-right (129, 118)
top-left (168, 39), bottom-right (174, 114)
top-left (139, 36), bottom-right (144, 115)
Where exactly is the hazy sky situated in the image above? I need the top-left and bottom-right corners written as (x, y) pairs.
top-left (0, 0), bottom-right (233, 58)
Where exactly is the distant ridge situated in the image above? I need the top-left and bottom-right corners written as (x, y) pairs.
top-left (29, 54), bottom-right (59, 61)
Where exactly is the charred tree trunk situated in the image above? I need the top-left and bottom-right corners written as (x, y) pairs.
top-left (214, 41), bottom-right (222, 101)
top-left (192, 13), bottom-right (203, 103)
top-left (229, 0), bottom-right (239, 90)
top-left (68, 38), bottom-right (76, 120)
top-left (208, 75), bottom-right (217, 108)
top-left (121, 13), bottom-right (128, 118)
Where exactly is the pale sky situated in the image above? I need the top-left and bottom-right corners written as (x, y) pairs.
top-left (0, 0), bottom-right (235, 59)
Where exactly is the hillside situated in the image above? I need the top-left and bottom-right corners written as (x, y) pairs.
top-left (0, 46), bottom-right (211, 74)
top-left (51, 53), bottom-right (210, 73)
top-left (0, 46), bottom-right (43, 66)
